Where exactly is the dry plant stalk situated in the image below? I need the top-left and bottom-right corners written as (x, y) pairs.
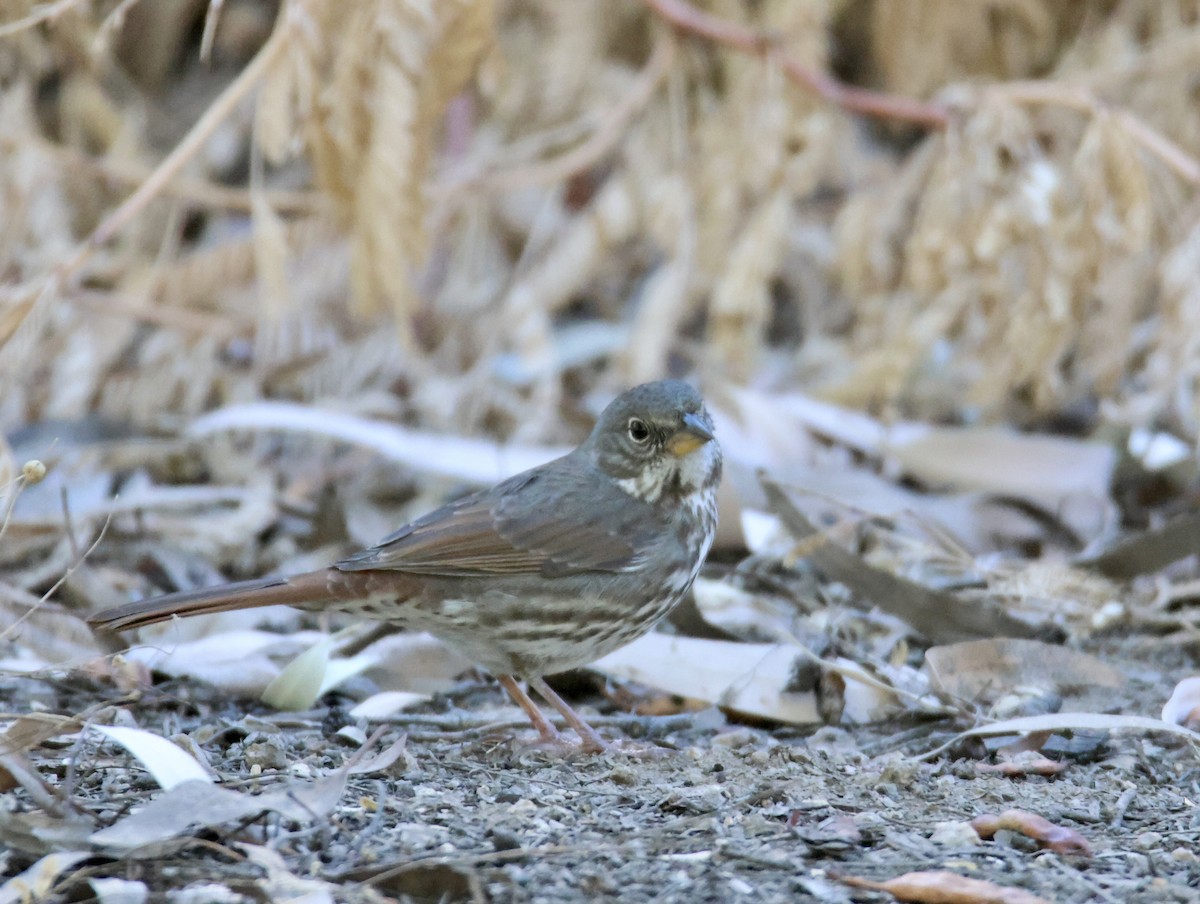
top-left (831, 89), bottom-right (1188, 418)
top-left (2, 0), bottom-right (1200, 446)
top-left (255, 0), bottom-right (495, 330)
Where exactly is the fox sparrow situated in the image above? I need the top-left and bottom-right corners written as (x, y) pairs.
top-left (89, 380), bottom-right (722, 751)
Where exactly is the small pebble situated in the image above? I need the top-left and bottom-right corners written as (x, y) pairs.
top-left (1170, 846), bottom-right (1197, 864)
top-left (490, 828), bottom-right (522, 852)
top-left (336, 725), bottom-right (368, 746)
top-left (1135, 831), bottom-right (1162, 850)
top-left (929, 821), bottom-right (982, 847)
top-left (711, 728), bottom-right (757, 749)
top-left (608, 766), bottom-right (638, 787)
top-left (728, 877), bottom-right (755, 895)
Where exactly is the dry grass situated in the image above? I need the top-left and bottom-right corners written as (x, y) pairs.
top-left (0, 0), bottom-right (1196, 444)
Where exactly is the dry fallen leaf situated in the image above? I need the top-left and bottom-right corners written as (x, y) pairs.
top-left (89, 728), bottom-right (398, 853)
top-left (1161, 676), bottom-right (1200, 730)
top-left (189, 401), bottom-right (566, 484)
top-left (887, 427), bottom-right (1116, 507)
top-left (922, 711), bottom-right (1200, 761)
top-left (0, 851), bottom-right (93, 904)
top-left (971, 808), bottom-right (1092, 858)
top-left (90, 777), bottom-right (335, 854)
top-left (89, 877), bottom-right (150, 904)
top-left (91, 725), bottom-right (213, 790)
top-left (975, 750), bottom-right (1068, 778)
top-left (123, 628), bottom-right (321, 695)
top-left (924, 638), bottom-right (1124, 706)
top-left (349, 691), bottom-right (431, 720)
top-left (841, 869), bottom-right (1052, 904)
top-left (1081, 512), bottom-right (1200, 580)
top-left (260, 633), bottom-right (339, 711)
top-left (0, 713), bottom-right (81, 758)
top-left (762, 477), bottom-right (1044, 643)
top-left (239, 845), bottom-right (340, 904)
top-left (594, 632), bottom-right (821, 725)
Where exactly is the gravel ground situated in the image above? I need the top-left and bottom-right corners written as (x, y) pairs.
top-left (3, 645), bottom-right (1199, 904)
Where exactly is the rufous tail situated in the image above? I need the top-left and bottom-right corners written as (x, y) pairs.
top-left (87, 571), bottom-right (336, 632)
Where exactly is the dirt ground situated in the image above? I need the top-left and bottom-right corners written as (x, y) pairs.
top-left (3, 635), bottom-right (1198, 904)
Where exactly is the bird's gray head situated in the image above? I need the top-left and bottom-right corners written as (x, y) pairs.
top-left (585, 380), bottom-right (722, 503)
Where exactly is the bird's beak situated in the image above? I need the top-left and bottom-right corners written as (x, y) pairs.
top-left (666, 413), bottom-right (714, 457)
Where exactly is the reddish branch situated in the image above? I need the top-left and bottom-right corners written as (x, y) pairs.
top-left (640, 0), bottom-right (952, 130)
top-left (640, 0), bottom-right (1200, 185)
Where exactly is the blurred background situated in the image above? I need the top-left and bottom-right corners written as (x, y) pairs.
top-left (3, 0), bottom-right (1200, 687)
top-left (5, 1), bottom-right (1200, 442)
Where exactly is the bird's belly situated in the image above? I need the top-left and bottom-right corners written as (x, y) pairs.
top-left (429, 589), bottom-right (686, 676)
top-left (343, 583), bottom-right (686, 677)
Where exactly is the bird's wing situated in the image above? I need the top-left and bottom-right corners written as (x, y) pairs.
top-left (336, 462), bottom-right (660, 577)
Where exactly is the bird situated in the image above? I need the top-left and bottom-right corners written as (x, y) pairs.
top-left (88, 380), bottom-right (722, 752)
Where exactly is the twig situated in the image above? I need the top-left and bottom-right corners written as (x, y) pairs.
top-left (72, 287), bottom-right (251, 338)
top-left (374, 710), bottom-right (700, 736)
top-left (0, 508), bottom-right (113, 644)
top-left (639, 0), bottom-right (950, 129)
top-left (1110, 786), bottom-right (1136, 830)
top-left (93, 0), bottom-right (144, 52)
top-left (60, 485), bottom-right (80, 560)
top-left (11, 137), bottom-right (323, 214)
top-left (642, 0), bottom-right (1200, 186)
top-left (0, 473), bottom-right (28, 548)
top-left (345, 821), bottom-right (792, 889)
top-left (200, 0), bottom-right (227, 62)
top-left (1115, 108), bottom-right (1200, 185)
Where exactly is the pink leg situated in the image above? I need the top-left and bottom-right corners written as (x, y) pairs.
top-left (528, 675), bottom-right (608, 753)
top-left (497, 674), bottom-right (563, 744)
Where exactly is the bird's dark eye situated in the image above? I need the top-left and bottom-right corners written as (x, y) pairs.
top-left (627, 418), bottom-right (650, 443)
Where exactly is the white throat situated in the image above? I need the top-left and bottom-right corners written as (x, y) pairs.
top-left (615, 442), bottom-right (719, 504)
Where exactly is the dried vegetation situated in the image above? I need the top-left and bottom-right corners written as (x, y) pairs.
top-left (4, 1), bottom-right (1200, 901)
top-left (5, 1), bottom-right (1200, 430)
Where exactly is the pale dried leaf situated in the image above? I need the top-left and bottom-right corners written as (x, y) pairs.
top-left (0, 852), bottom-right (92, 904)
top-left (188, 400), bottom-right (567, 483)
top-left (122, 628), bottom-right (312, 693)
top-left (924, 639), bottom-right (1124, 706)
top-left (1162, 676), bottom-right (1200, 730)
top-left (239, 845), bottom-right (338, 904)
top-left (844, 869), bottom-right (1052, 904)
top-left (90, 771), bottom-right (350, 854)
top-left (887, 426), bottom-right (1116, 505)
top-left (89, 877), bottom-right (149, 904)
top-left (925, 712), bottom-right (1200, 761)
top-left (350, 691), bottom-right (430, 720)
top-left (594, 632), bottom-right (821, 725)
top-left (261, 635), bottom-right (335, 711)
top-left (91, 725), bottom-right (213, 789)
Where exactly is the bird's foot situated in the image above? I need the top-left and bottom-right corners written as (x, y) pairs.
top-left (497, 674), bottom-right (610, 754)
